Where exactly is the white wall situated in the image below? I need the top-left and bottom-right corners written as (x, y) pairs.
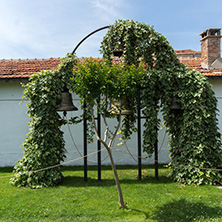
top-left (61, 112), bottom-right (171, 167)
top-left (5, 79), bottom-right (222, 167)
top-left (208, 79), bottom-right (222, 133)
top-left (0, 82), bottom-right (29, 166)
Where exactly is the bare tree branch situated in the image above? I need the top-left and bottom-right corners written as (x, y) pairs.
top-left (95, 100), bottom-right (109, 143)
top-left (90, 106), bottom-right (109, 149)
top-left (108, 114), bottom-right (122, 148)
top-left (90, 99), bottom-right (125, 208)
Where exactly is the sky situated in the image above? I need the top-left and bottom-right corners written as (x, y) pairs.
top-left (0, 0), bottom-right (222, 59)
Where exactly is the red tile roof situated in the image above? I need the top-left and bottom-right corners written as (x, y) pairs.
top-left (175, 49), bottom-right (201, 55)
top-left (0, 54), bottom-right (222, 80)
top-left (198, 69), bottom-right (222, 77)
top-left (177, 57), bottom-right (222, 77)
top-left (178, 58), bottom-right (202, 69)
top-left (0, 58), bottom-right (61, 80)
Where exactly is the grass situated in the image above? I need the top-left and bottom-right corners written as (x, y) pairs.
top-left (0, 165), bottom-right (222, 222)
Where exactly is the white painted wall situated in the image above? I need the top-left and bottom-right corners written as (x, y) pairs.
top-left (61, 112), bottom-right (170, 166)
top-left (1, 79), bottom-right (221, 167)
top-left (0, 82), bottom-right (29, 166)
top-left (208, 79), bottom-right (222, 133)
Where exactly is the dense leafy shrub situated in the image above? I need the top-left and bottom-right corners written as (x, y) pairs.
top-left (10, 54), bottom-right (76, 188)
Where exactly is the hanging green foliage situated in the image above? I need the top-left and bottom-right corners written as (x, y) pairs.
top-left (10, 54), bottom-right (77, 188)
top-left (100, 19), bottom-right (179, 68)
top-left (11, 19), bottom-right (222, 188)
top-left (161, 66), bottom-right (222, 185)
top-left (100, 19), bottom-right (222, 185)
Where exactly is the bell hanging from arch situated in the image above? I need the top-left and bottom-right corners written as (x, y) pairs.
top-left (113, 45), bottom-right (123, 57)
top-left (170, 96), bottom-right (181, 111)
top-left (56, 87), bottom-right (78, 114)
top-left (109, 97), bottom-right (133, 115)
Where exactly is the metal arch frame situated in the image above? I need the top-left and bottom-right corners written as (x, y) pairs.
top-left (72, 25), bottom-right (109, 182)
top-left (71, 26), bottom-right (110, 55)
top-left (71, 25), bottom-right (159, 182)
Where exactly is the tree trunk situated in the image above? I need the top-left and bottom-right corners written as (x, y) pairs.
top-left (90, 106), bottom-right (125, 208)
top-left (106, 147), bottom-right (125, 208)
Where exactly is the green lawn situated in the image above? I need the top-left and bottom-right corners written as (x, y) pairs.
top-left (0, 165), bottom-right (222, 222)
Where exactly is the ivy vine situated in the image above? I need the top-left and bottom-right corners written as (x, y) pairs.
top-left (101, 20), bottom-right (222, 185)
top-left (10, 54), bottom-right (76, 188)
top-left (11, 19), bottom-right (222, 188)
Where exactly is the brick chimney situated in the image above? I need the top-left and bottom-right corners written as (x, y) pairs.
top-left (200, 28), bottom-right (222, 69)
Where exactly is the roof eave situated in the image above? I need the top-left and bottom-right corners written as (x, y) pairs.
top-left (0, 77), bottom-right (29, 83)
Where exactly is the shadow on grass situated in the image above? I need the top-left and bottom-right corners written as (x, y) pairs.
top-left (126, 208), bottom-right (150, 220)
top-left (62, 165), bottom-right (169, 172)
top-left (152, 199), bottom-right (222, 222)
top-left (61, 175), bottom-right (173, 187)
top-left (0, 167), bottom-right (13, 173)
top-left (61, 164), bottom-right (172, 187)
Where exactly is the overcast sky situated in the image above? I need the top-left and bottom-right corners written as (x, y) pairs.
top-left (0, 0), bottom-right (222, 59)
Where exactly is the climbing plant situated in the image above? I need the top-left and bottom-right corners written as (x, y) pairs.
top-left (10, 54), bottom-right (77, 188)
top-left (100, 19), bottom-right (222, 185)
top-left (11, 19), bottom-right (222, 190)
top-left (100, 19), bottom-right (181, 155)
top-left (160, 66), bottom-right (222, 185)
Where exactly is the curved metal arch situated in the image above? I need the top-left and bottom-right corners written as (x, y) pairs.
top-left (72, 25), bottom-right (110, 55)
top-left (71, 25), bottom-right (110, 182)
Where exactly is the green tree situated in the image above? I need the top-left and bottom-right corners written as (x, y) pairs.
top-left (71, 58), bottom-right (146, 208)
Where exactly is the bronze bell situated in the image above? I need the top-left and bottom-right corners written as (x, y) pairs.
top-left (56, 87), bottom-right (78, 113)
top-left (113, 46), bottom-right (123, 57)
top-left (109, 97), bottom-right (133, 115)
top-left (170, 96), bottom-right (181, 111)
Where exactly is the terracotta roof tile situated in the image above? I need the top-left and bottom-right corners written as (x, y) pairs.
top-left (178, 59), bottom-right (202, 69)
top-left (175, 49), bottom-right (201, 55)
top-left (197, 69), bottom-right (222, 77)
top-left (1, 54), bottom-right (222, 80)
top-left (0, 58), bottom-right (61, 79)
